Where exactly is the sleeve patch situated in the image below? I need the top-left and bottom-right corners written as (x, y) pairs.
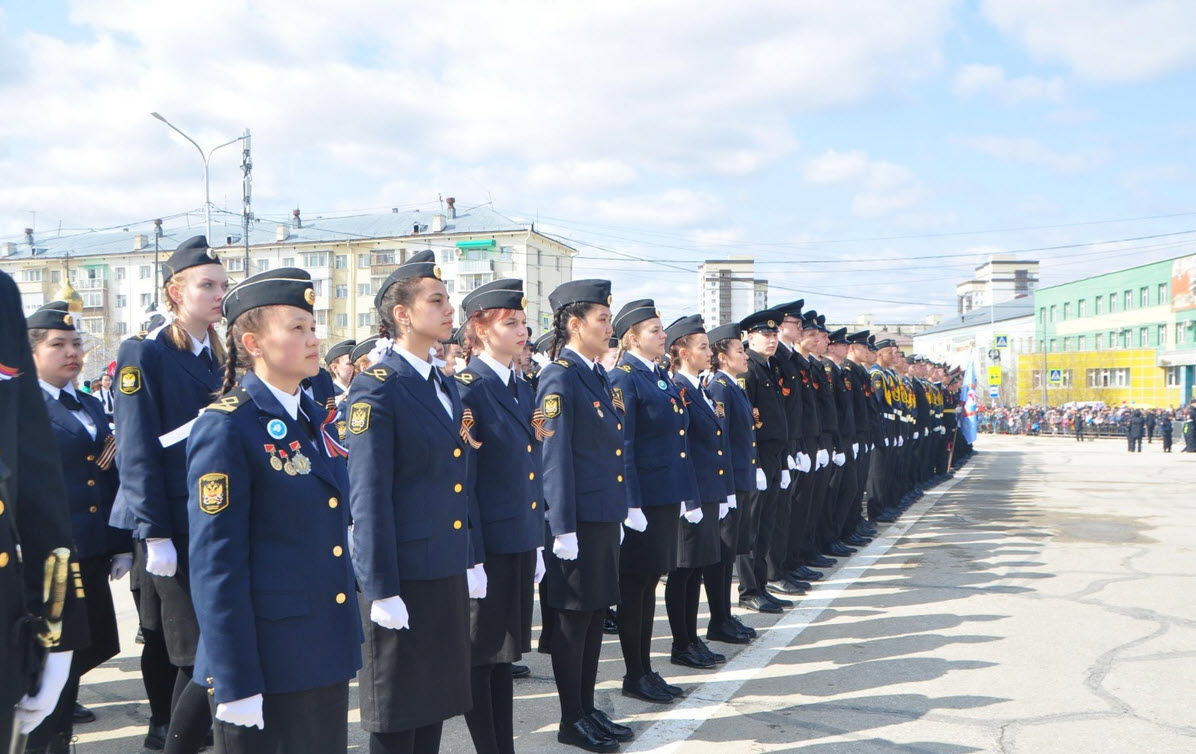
top-left (348, 402), bottom-right (372, 434)
top-left (198, 473), bottom-right (229, 515)
top-left (542, 394), bottom-right (562, 419)
top-left (119, 366), bottom-right (142, 395)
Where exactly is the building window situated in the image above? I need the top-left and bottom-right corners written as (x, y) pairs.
top-left (226, 257), bottom-right (244, 272)
top-left (335, 254), bottom-right (347, 269)
top-left (1109, 330), bottom-right (1117, 348)
top-left (1141, 286), bottom-right (1149, 307)
top-left (312, 280), bottom-right (327, 297)
top-left (1121, 329), bottom-right (1131, 348)
top-left (116, 322), bottom-right (128, 336)
top-left (536, 249), bottom-right (542, 267)
top-left (300, 252), bottom-right (329, 267)
top-left (1087, 368), bottom-right (1131, 388)
top-left (20, 269), bottom-right (42, 282)
top-left (116, 267), bottom-right (126, 281)
top-left (1124, 290), bottom-right (1132, 310)
top-left (282, 257), bottom-right (295, 268)
top-left (335, 284), bottom-right (348, 299)
top-left (335, 313), bottom-right (349, 328)
top-left (1094, 295), bottom-right (1102, 314)
top-left (116, 295), bottom-right (127, 308)
top-left (140, 265), bottom-right (152, 279)
top-left (499, 246), bottom-right (514, 261)
top-left (1167, 367), bottom-right (1180, 387)
top-left (1109, 294), bottom-right (1117, 313)
top-left (1039, 307), bottom-right (1046, 324)
top-left (82, 317), bottom-right (104, 335)
top-left (49, 270), bottom-right (60, 284)
top-left (372, 251), bottom-right (395, 266)
top-left (1049, 338), bottom-right (1057, 352)
top-left (1049, 305), bottom-right (1056, 322)
top-left (1139, 326), bottom-right (1149, 347)
top-left (140, 293), bottom-right (152, 308)
top-left (444, 279), bottom-right (455, 294)
top-left (1158, 283), bottom-right (1168, 306)
top-left (1063, 337), bottom-right (1071, 351)
top-left (357, 312), bottom-right (373, 327)
top-left (1095, 333), bottom-right (1103, 349)
top-left (1062, 302), bottom-right (1070, 319)
top-left (1033, 370), bottom-right (1073, 389)
top-left (316, 311), bottom-right (327, 326)
top-left (81, 292), bottom-right (103, 308)
top-left (1077, 335), bottom-right (1086, 350)
top-left (1158, 324), bottom-right (1166, 347)
top-left (358, 253), bottom-right (370, 269)
top-left (1077, 299), bottom-right (1086, 317)
top-left (357, 283), bottom-right (371, 297)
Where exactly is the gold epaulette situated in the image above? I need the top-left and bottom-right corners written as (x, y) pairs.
top-left (206, 387), bottom-right (251, 413)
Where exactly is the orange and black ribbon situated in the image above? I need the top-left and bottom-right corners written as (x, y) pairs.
top-left (460, 408), bottom-right (483, 449)
top-left (531, 408), bottom-right (555, 441)
top-left (752, 407), bottom-right (763, 429)
top-left (95, 434), bottom-right (117, 471)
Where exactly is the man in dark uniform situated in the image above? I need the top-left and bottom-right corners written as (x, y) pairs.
top-left (822, 328), bottom-right (862, 555)
top-left (1128, 411), bottom-right (1145, 452)
top-left (788, 311), bottom-right (838, 572)
top-left (867, 339), bottom-right (900, 523)
top-left (0, 271), bottom-right (89, 748)
top-left (845, 332), bottom-right (878, 542)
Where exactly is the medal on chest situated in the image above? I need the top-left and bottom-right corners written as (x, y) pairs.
top-left (289, 441), bottom-right (312, 475)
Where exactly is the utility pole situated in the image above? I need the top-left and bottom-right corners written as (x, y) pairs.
top-left (152, 218), bottom-right (163, 310)
top-left (241, 128), bottom-right (252, 278)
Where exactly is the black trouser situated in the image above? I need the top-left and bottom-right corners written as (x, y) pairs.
top-left (766, 449), bottom-right (798, 584)
top-left (209, 681), bottom-right (348, 754)
top-left (738, 443), bottom-right (783, 596)
top-left (1163, 434), bottom-right (1172, 451)
top-left (616, 572), bottom-right (661, 681)
top-left (550, 608), bottom-right (605, 725)
top-left (796, 439), bottom-right (834, 564)
top-left (825, 454), bottom-right (857, 546)
top-left (370, 723), bottom-right (443, 754)
top-left (866, 443), bottom-right (890, 519)
top-left (665, 567), bottom-right (702, 650)
top-left (464, 663), bottom-right (515, 754)
top-left (1128, 436), bottom-right (1142, 452)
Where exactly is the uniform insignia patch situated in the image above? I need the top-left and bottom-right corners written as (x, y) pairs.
top-left (365, 366), bottom-right (392, 382)
top-left (715, 401), bottom-right (725, 418)
top-left (304, 288), bottom-right (316, 306)
top-left (618, 364), bottom-right (633, 372)
top-left (455, 372), bottom-right (474, 384)
top-left (206, 389), bottom-right (248, 413)
top-left (336, 420), bottom-right (347, 441)
top-left (737, 377), bottom-right (746, 390)
top-left (612, 387), bottom-right (625, 412)
top-left (555, 359), bottom-right (571, 367)
top-left (349, 402), bottom-right (371, 434)
top-left (198, 473), bottom-right (229, 515)
top-left (543, 394), bottom-right (562, 419)
top-left (119, 366), bottom-right (142, 395)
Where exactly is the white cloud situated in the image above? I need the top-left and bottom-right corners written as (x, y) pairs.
top-left (957, 135), bottom-right (1096, 174)
top-left (527, 160), bottom-right (637, 191)
top-left (803, 149), bottom-right (926, 217)
top-left (981, 0), bottom-right (1196, 83)
top-left (592, 189), bottom-right (724, 228)
top-left (953, 63), bottom-right (1064, 104)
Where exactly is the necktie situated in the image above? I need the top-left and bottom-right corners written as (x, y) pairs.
top-left (199, 347), bottom-right (213, 370)
top-left (429, 369), bottom-right (447, 398)
top-left (594, 364), bottom-right (608, 390)
top-left (297, 409), bottom-right (316, 442)
top-left (507, 372), bottom-right (518, 400)
top-left (59, 390), bottom-right (83, 412)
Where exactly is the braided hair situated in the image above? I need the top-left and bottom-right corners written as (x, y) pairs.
top-left (548, 302), bottom-right (599, 359)
top-left (163, 268), bottom-right (227, 364)
top-left (218, 308), bottom-right (267, 397)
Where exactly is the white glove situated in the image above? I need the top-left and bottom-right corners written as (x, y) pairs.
top-left (832, 451), bottom-right (846, 466)
top-left (110, 552), bottom-right (134, 581)
top-left (780, 470), bottom-right (791, 489)
top-left (852, 442), bottom-right (859, 459)
top-left (467, 564), bottom-right (488, 599)
top-left (14, 651), bottom-right (73, 734)
top-left (370, 595), bottom-right (410, 630)
top-left (624, 507), bottom-right (648, 532)
top-left (755, 468), bottom-right (767, 490)
top-left (914, 431), bottom-right (920, 440)
top-left (553, 532), bottom-right (579, 560)
top-left (816, 449), bottom-right (830, 469)
top-left (726, 493), bottom-right (737, 509)
top-left (870, 443), bottom-right (875, 452)
top-left (884, 437), bottom-right (890, 447)
top-left (216, 693), bottom-right (264, 729)
top-left (898, 436), bottom-right (905, 447)
top-left (534, 547), bottom-right (546, 585)
top-left (719, 502), bottom-right (731, 519)
top-left (786, 454), bottom-right (798, 470)
top-left (682, 505), bottom-right (703, 524)
top-left (619, 526), bottom-right (625, 544)
top-left (145, 537), bottom-right (178, 577)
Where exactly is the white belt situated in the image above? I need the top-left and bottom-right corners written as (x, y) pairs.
top-left (159, 418), bottom-right (198, 448)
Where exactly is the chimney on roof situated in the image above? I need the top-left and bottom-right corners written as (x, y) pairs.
top-left (276, 224), bottom-right (288, 242)
top-left (431, 214), bottom-right (446, 233)
top-left (445, 197), bottom-right (456, 219)
top-left (292, 208), bottom-right (302, 229)
top-left (134, 234), bottom-right (148, 250)
top-left (392, 207), bottom-right (398, 213)
top-left (413, 223), bottom-right (420, 234)
top-left (24, 228), bottom-right (33, 247)
top-left (1, 242), bottom-right (14, 258)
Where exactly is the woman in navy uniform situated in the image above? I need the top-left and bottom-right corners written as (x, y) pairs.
top-left (324, 339), bottom-right (356, 403)
top-left (110, 235), bottom-right (227, 753)
top-left (608, 300), bottom-right (699, 706)
top-left (538, 280), bottom-right (632, 752)
top-left (351, 335), bottom-right (380, 374)
top-left (454, 279), bottom-right (544, 754)
top-left (186, 268), bottom-right (361, 753)
top-left (704, 323), bottom-right (762, 644)
top-left (661, 315), bottom-right (734, 671)
top-left (347, 250), bottom-right (483, 754)
top-left (23, 302), bottom-right (127, 753)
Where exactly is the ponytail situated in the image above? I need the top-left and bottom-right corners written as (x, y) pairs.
top-left (549, 302), bottom-right (597, 359)
top-left (218, 326), bottom-right (240, 397)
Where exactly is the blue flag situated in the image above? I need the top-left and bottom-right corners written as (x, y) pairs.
top-left (960, 350), bottom-right (980, 444)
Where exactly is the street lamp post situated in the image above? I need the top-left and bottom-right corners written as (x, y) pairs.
top-left (150, 112), bottom-right (248, 243)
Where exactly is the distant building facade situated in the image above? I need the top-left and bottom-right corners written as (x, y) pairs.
top-left (698, 256), bottom-right (768, 328)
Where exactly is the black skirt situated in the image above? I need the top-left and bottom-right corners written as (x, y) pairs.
top-left (470, 550), bottom-right (535, 666)
top-left (357, 573), bottom-right (471, 733)
top-left (620, 503), bottom-right (679, 575)
top-left (133, 533), bottom-right (200, 666)
top-left (75, 555), bottom-right (120, 676)
top-left (543, 521), bottom-right (621, 611)
top-left (676, 501), bottom-right (721, 569)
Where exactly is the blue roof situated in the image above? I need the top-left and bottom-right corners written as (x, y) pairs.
top-left (2, 205), bottom-right (533, 262)
top-left (917, 297), bottom-right (1035, 336)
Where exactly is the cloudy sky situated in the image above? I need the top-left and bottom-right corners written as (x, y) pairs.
top-left (2, 1), bottom-right (1195, 323)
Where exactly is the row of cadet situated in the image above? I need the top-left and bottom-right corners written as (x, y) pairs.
top-left (11, 235), bottom-right (973, 754)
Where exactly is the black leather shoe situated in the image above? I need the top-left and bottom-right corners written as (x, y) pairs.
top-left (768, 578), bottom-right (808, 595)
top-left (873, 511), bottom-right (896, 523)
top-left (512, 664), bottom-right (530, 678)
top-left (558, 718), bottom-right (619, 752)
top-left (671, 644), bottom-right (716, 668)
top-left (602, 608), bottom-right (620, 635)
top-left (145, 724), bottom-right (168, 751)
top-left (844, 534), bottom-right (871, 547)
top-left (648, 671), bottom-right (683, 697)
top-left (739, 593), bottom-right (782, 613)
top-left (857, 524), bottom-right (877, 536)
top-left (809, 555), bottom-right (836, 568)
top-left (622, 674), bottom-right (675, 703)
top-left (730, 615), bottom-right (758, 638)
top-left (693, 638), bottom-right (726, 664)
top-left (829, 543), bottom-right (856, 556)
top-left (589, 710), bottom-right (634, 742)
top-left (73, 702), bottom-right (96, 724)
top-left (762, 589), bottom-right (793, 608)
top-left (706, 620), bottom-right (751, 644)
top-left (793, 565), bottom-right (824, 581)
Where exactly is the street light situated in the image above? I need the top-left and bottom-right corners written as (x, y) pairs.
top-left (150, 112), bottom-right (248, 242)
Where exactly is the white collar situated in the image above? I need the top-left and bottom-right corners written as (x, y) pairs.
top-left (262, 379), bottom-right (302, 420)
top-left (777, 340), bottom-right (795, 354)
top-left (39, 379), bottom-right (75, 401)
top-left (563, 347), bottom-right (594, 371)
top-left (676, 370), bottom-right (702, 390)
top-left (718, 369), bottom-right (738, 384)
top-left (627, 351), bottom-right (658, 372)
top-left (188, 329), bottom-right (211, 357)
top-left (395, 346), bottom-right (434, 380)
top-left (476, 352), bottom-right (514, 386)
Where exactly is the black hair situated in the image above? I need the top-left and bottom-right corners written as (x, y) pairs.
top-left (376, 277), bottom-right (428, 341)
top-left (710, 337), bottom-right (743, 373)
top-left (219, 308), bottom-right (268, 397)
top-left (549, 302), bottom-right (601, 359)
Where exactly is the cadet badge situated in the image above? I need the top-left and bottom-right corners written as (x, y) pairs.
top-left (593, 401), bottom-right (604, 419)
top-left (460, 408), bottom-right (483, 449)
top-left (119, 366), bottom-right (142, 395)
top-left (737, 377), bottom-right (747, 391)
top-left (198, 473), bottom-right (229, 515)
top-left (714, 401), bottom-right (725, 418)
top-left (543, 394), bottom-right (562, 419)
top-left (612, 387), bottom-right (625, 413)
top-left (289, 441), bottom-right (312, 475)
top-left (349, 402), bottom-right (371, 434)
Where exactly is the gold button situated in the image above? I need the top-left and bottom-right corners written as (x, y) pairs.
top-left (453, 520), bottom-right (463, 530)
top-left (207, 677), bottom-right (214, 684)
top-left (617, 423), bottom-right (622, 431)
top-left (329, 497), bottom-right (339, 508)
top-left (616, 449), bottom-right (622, 456)
top-left (336, 593), bottom-right (347, 604)
top-left (716, 430), bottom-right (721, 436)
top-left (87, 480), bottom-right (96, 487)
top-left (454, 448), bottom-right (462, 458)
top-left (454, 483), bottom-right (463, 493)
top-left (719, 469), bottom-right (725, 475)
top-left (86, 454), bottom-right (95, 461)
top-left (89, 506), bottom-right (98, 513)
top-left (0, 552), bottom-right (8, 568)
top-left (528, 472), bottom-right (535, 481)
top-left (1, 500), bottom-right (6, 515)
top-left (617, 475), bottom-right (624, 483)
top-left (207, 687), bottom-right (214, 696)
top-left (527, 445), bottom-right (533, 453)
top-left (333, 545), bottom-right (343, 557)
top-left (717, 450), bottom-right (723, 456)
top-left (752, 441), bottom-right (757, 447)
top-left (752, 459), bottom-right (756, 464)
top-left (679, 429), bottom-right (685, 436)
top-left (531, 502), bottom-right (537, 509)
top-left (680, 452), bottom-right (686, 458)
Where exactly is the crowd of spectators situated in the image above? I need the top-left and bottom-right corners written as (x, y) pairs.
top-left (979, 404), bottom-right (1188, 438)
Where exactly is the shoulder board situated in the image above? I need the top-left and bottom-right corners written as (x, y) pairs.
top-left (554, 359), bottom-right (572, 367)
top-left (363, 363), bottom-right (396, 382)
top-left (205, 386), bottom-right (251, 413)
top-left (618, 364), bottom-right (633, 372)
top-left (454, 370), bottom-right (477, 385)
top-left (715, 377), bottom-right (728, 387)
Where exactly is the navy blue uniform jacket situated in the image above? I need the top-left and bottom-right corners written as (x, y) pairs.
top-left (671, 375), bottom-right (733, 504)
top-left (704, 371), bottom-right (759, 493)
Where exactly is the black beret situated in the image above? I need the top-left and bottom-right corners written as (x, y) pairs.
top-left (613, 299), bottom-right (660, 339)
top-left (351, 335), bottom-right (379, 363)
top-left (874, 338), bottom-right (898, 349)
top-left (374, 249), bottom-right (441, 309)
top-left (774, 299), bottom-right (804, 319)
top-left (27, 300), bottom-right (76, 331)
top-left (847, 329), bottom-right (870, 344)
top-left (827, 327), bottom-right (849, 345)
top-left (742, 308), bottom-right (780, 334)
top-left (222, 267), bottom-right (315, 325)
top-left (534, 331), bottom-right (555, 354)
top-left (324, 339), bottom-right (356, 365)
top-left (816, 314), bottom-right (828, 331)
top-left (461, 278), bottom-right (526, 319)
top-left (664, 314), bottom-right (705, 350)
top-left (162, 235), bottom-right (220, 282)
top-left (706, 321), bottom-right (744, 345)
top-left (549, 279), bottom-right (611, 312)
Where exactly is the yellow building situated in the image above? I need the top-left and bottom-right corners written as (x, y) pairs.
top-left (1017, 349), bottom-right (1180, 408)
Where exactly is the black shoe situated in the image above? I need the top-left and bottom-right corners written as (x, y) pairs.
top-left (793, 565), bottom-right (824, 581)
top-left (602, 608), bottom-right (620, 635)
top-left (768, 578), bottom-right (808, 595)
top-left (512, 664), bottom-right (530, 678)
top-left (622, 674), bottom-right (675, 704)
top-left (647, 671), bottom-right (683, 697)
top-left (671, 644), bottom-right (716, 669)
top-left (730, 615), bottom-right (758, 638)
top-left (589, 710), bottom-right (634, 743)
top-left (844, 534), bottom-right (871, 547)
top-left (145, 724), bottom-right (168, 751)
top-left (706, 620), bottom-right (751, 644)
top-left (857, 524), bottom-right (878, 536)
top-left (761, 589), bottom-right (793, 608)
top-left (809, 555), bottom-right (836, 568)
top-left (558, 718), bottom-right (619, 752)
top-left (828, 543), bottom-right (856, 557)
top-left (73, 701), bottom-right (96, 724)
top-left (738, 592), bottom-right (782, 613)
top-left (693, 638), bottom-right (726, 664)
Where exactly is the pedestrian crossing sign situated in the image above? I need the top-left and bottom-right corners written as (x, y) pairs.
top-left (1048, 369), bottom-right (1063, 384)
top-left (994, 334), bottom-right (1009, 348)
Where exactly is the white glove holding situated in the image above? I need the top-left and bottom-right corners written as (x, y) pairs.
top-left (371, 595), bottom-right (411, 630)
top-left (216, 694), bottom-right (265, 730)
top-left (870, 443), bottom-right (876, 452)
top-left (816, 449), bottom-right (830, 469)
top-left (14, 651), bottom-right (73, 734)
top-left (914, 431), bottom-right (920, 440)
top-left (852, 442), bottom-right (859, 459)
top-left (883, 437), bottom-right (890, 447)
top-left (534, 547), bottom-right (546, 585)
top-left (832, 451), bottom-right (846, 466)
top-left (726, 493), bottom-right (737, 509)
top-left (786, 454), bottom-right (798, 470)
top-left (682, 505), bottom-right (703, 524)
top-left (467, 564), bottom-right (488, 599)
top-left (898, 436), bottom-right (905, 447)
top-left (755, 467), bottom-right (767, 490)
top-left (780, 470), bottom-right (791, 489)
top-left (110, 552), bottom-right (134, 581)
top-left (553, 532), bottom-right (579, 560)
top-left (719, 502), bottom-right (730, 520)
top-left (624, 507), bottom-right (648, 532)
top-left (145, 537), bottom-right (178, 577)
top-left (620, 525), bottom-right (625, 544)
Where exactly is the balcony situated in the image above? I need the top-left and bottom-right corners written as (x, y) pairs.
top-left (456, 259), bottom-right (494, 275)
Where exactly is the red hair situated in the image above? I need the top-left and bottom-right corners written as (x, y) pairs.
top-left (463, 308), bottom-right (521, 362)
